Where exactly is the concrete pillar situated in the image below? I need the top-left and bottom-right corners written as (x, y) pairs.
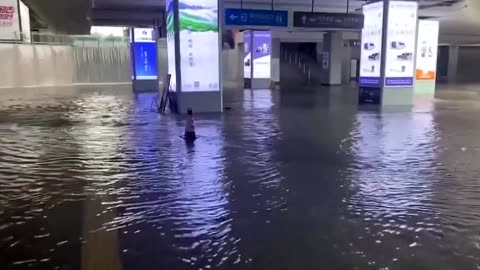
top-left (447, 45), bottom-right (459, 84)
top-left (270, 38), bottom-right (280, 85)
top-left (321, 32), bottom-right (343, 85)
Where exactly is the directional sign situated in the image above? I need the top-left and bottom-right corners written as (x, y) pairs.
top-left (225, 8), bottom-right (288, 27)
top-left (293, 12), bottom-right (364, 29)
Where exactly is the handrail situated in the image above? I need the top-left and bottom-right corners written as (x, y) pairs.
top-left (281, 47), bottom-right (312, 85)
top-left (1, 32), bottom-right (130, 47)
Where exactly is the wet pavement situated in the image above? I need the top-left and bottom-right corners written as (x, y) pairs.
top-left (1, 85), bottom-right (480, 270)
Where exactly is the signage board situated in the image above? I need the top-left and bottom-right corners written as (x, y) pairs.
top-left (179, 0), bottom-right (219, 92)
top-left (359, 2), bottom-right (384, 87)
top-left (166, 0), bottom-right (177, 91)
top-left (252, 31), bottom-right (271, 79)
top-left (244, 31), bottom-right (252, 79)
top-left (225, 8), bottom-right (288, 27)
top-left (415, 20), bottom-right (439, 81)
top-left (0, 0), bottom-right (20, 40)
top-left (131, 28), bottom-right (158, 80)
top-left (384, 1), bottom-right (418, 87)
top-left (293, 12), bottom-right (364, 29)
top-left (134, 28), bottom-right (155, 43)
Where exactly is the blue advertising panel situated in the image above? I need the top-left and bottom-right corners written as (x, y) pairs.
top-left (133, 42), bottom-right (158, 80)
top-left (131, 28), bottom-right (158, 80)
top-left (225, 8), bottom-right (288, 27)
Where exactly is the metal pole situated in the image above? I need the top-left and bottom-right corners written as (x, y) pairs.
top-left (271, 0), bottom-right (274, 10)
top-left (311, 0), bottom-right (314, 12)
top-left (240, 0), bottom-right (243, 9)
top-left (346, 0), bottom-right (350, 14)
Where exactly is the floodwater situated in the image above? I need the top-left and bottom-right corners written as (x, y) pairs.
top-left (1, 85), bottom-right (480, 270)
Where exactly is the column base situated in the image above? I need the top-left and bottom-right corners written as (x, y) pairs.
top-left (132, 80), bottom-right (159, 92)
top-left (177, 91), bottom-right (223, 113)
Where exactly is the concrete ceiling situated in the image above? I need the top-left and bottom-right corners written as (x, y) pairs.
top-left (24, 0), bottom-right (480, 44)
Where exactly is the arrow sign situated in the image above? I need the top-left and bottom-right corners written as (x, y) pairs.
top-left (225, 8), bottom-right (288, 27)
top-left (293, 12), bottom-right (364, 29)
top-left (302, 15), bottom-right (307, 24)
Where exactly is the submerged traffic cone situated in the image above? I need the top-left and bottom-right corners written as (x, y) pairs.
top-left (183, 108), bottom-right (197, 141)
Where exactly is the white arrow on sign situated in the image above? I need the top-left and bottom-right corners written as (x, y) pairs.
top-left (230, 14), bottom-right (238, 20)
top-left (302, 15), bottom-right (307, 24)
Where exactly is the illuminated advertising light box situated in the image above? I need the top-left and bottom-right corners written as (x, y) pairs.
top-left (384, 1), bottom-right (418, 87)
top-left (166, 0), bottom-right (177, 91)
top-left (244, 31), bottom-right (252, 79)
top-left (178, 0), bottom-right (220, 92)
top-left (359, 2), bottom-right (383, 87)
top-left (415, 20), bottom-right (439, 81)
top-left (0, 0), bottom-right (20, 40)
top-left (131, 28), bottom-right (158, 80)
top-left (252, 31), bottom-right (271, 79)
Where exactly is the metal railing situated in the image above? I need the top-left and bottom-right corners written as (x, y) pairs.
top-left (281, 47), bottom-right (312, 85)
top-left (1, 32), bottom-right (130, 48)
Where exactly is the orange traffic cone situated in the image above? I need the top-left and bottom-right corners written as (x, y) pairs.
top-left (183, 108), bottom-right (197, 141)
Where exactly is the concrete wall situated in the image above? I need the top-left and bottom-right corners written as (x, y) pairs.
top-left (0, 44), bottom-right (74, 88)
top-left (0, 42), bottom-right (243, 90)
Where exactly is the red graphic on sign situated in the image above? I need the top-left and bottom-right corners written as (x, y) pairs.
top-left (0, 6), bottom-right (14, 25)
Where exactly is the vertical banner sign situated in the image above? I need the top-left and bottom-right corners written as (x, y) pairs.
top-left (244, 31), bottom-right (252, 79)
top-left (132, 28), bottom-right (158, 80)
top-left (178, 0), bottom-right (219, 92)
top-left (252, 31), bottom-right (271, 79)
top-left (416, 20), bottom-right (439, 81)
top-left (359, 2), bottom-right (383, 87)
top-left (384, 1), bottom-right (418, 86)
top-left (166, 0), bottom-right (177, 91)
top-left (0, 0), bottom-right (20, 40)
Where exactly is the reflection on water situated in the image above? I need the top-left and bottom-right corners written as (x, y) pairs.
top-left (1, 86), bottom-right (480, 269)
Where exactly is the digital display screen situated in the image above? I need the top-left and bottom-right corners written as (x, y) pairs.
top-left (359, 2), bottom-right (383, 87)
top-left (133, 42), bottom-right (158, 80)
top-left (130, 28), bottom-right (158, 80)
top-left (178, 0), bottom-right (219, 92)
top-left (166, 0), bottom-right (177, 91)
top-left (244, 31), bottom-right (252, 79)
top-left (415, 20), bottom-right (439, 81)
top-left (384, 1), bottom-right (417, 86)
top-left (252, 31), bottom-right (271, 79)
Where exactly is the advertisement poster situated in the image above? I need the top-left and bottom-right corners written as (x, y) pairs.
top-left (252, 31), bottom-right (271, 79)
top-left (359, 1), bottom-right (383, 87)
top-left (0, 0), bottom-right (20, 40)
top-left (384, 1), bottom-right (418, 86)
top-left (244, 31), bottom-right (252, 79)
top-left (133, 42), bottom-right (158, 80)
top-left (178, 0), bottom-right (219, 92)
top-left (166, 0), bottom-right (177, 90)
top-left (415, 20), bottom-right (439, 81)
top-left (131, 28), bottom-right (158, 80)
